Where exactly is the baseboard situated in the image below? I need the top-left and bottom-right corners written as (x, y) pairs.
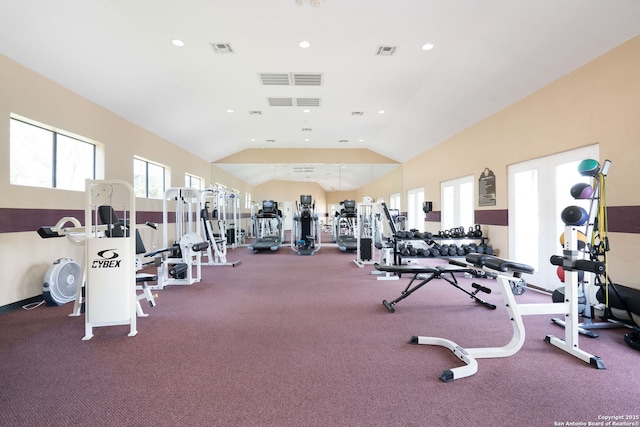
top-left (0, 295), bottom-right (45, 315)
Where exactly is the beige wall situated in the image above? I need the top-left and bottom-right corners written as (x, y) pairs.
top-left (0, 55), bottom-right (245, 306)
top-left (358, 166), bottom-right (403, 205)
top-left (401, 35), bottom-right (640, 286)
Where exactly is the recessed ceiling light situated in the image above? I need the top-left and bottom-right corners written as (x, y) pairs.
top-left (171, 39), bottom-right (185, 47)
top-left (299, 40), bottom-right (311, 49)
top-left (226, 109), bottom-right (234, 113)
top-left (421, 43), bottom-right (435, 51)
top-left (303, 109), bottom-right (310, 113)
top-left (250, 138), bottom-right (256, 142)
top-left (304, 138), bottom-right (310, 142)
top-left (378, 110), bottom-right (386, 114)
top-left (359, 139), bottom-right (364, 142)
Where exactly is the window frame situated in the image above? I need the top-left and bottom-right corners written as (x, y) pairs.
top-left (440, 175), bottom-right (475, 231)
top-left (185, 173), bottom-right (203, 190)
top-left (406, 187), bottom-right (425, 232)
top-left (9, 116), bottom-right (98, 191)
top-left (134, 156), bottom-right (167, 199)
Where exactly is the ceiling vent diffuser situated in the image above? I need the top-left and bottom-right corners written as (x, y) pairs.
top-left (292, 73), bottom-right (323, 86)
top-left (296, 98), bottom-right (321, 107)
top-left (259, 72), bottom-right (323, 86)
top-left (376, 46), bottom-right (398, 56)
top-left (211, 43), bottom-right (234, 54)
top-left (259, 73), bottom-right (291, 85)
top-left (293, 166), bottom-right (314, 173)
top-left (267, 98), bottom-right (294, 106)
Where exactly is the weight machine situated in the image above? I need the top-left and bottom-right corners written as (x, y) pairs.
top-left (200, 186), bottom-right (241, 266)
top-left (291, 194), bottom-right (321, 255)
top-left (37, 198), bottom-right (159, 323)
top-left (148, 187), bottom-right (209, 289)
top-left (353, 198), bottom-right (382, 267)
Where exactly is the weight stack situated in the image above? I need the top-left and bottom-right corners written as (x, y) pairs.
top-left (360, 238), bottom-right (372, 261)
top-left (226, 228), bottom-right (235, 245)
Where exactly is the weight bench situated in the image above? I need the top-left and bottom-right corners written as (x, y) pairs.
top-left (375, 262), bottom-right (496, 312)
top-left (410, 254), bottom-right (605, 382)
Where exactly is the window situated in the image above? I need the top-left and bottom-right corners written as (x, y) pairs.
top-left (185, 173), bottom-right (203, 190)
top-left (244, 192), bottom-right (252, 209)
top-left (406, 187), bottom-right (424, 232)
top-left (134, 157), bottom-right (166, 199)
top-left (389, 193), bottom-right (401, 211)
top-left (440, 175), bottom-right (474, 230)
top-left (10, 117), bottom-right (96, 191)
top-left (508, 145), bottom-right (598, 289)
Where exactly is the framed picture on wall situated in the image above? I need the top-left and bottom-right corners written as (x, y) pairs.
top-left (479, 167), bottom-right (496, 206)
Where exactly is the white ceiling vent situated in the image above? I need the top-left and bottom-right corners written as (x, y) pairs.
top-left (267, 98), bottom-right (294, 106)
top-left (293, 166), bottom-right (314, 173)
top-left (296, 98), bottom-right (321, 107)
top-left (292, 73), bottom-right (323, 86)
top-left (338, 139), bottom-right (349, 143)
top-left (376, 46), bottom-right (398, 56)
top-left (211, 43), bottom-right (234, 54)
top-left (259, 72), bottom-right (323, 86)
top-left (301, 128), bottom-right (312, 132)
top-left (351, 111), bottom-right (364, 116)
top-left (259, 73), bottom-right (291, 85)
top-left (249, 111), bottom-right (262, 115)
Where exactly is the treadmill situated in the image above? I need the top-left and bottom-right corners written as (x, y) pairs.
top-left (248, 200), bottom-right (283, 252)
top-left (335, 199), bottom-right (358, 252)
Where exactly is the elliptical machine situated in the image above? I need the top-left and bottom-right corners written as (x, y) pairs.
top-left (291, 195), bottom-right (321, 255)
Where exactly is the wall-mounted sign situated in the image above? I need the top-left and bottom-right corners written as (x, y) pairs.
top-left (479, 167), bottom-right (496, 206)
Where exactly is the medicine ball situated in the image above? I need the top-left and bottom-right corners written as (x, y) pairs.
top-left (559, 230), bottom-right (588, 250)
top-left (570, 182), bottom-right (594, 199)
top-left (560, 205), bottom-right (589, 226)
top-left (577, 159), bottom-right (600, 177)
top-left (552, 286), bottom-right (586, 314)
top-left (556, 266), bottom-right (585, 283)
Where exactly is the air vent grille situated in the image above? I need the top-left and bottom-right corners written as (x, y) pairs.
top-left (293, 167), bottom-right (314, 173)
top-left (338, 139), bottom-right (349, 143)
top-left (376, 46), bottom-right (398, 56)
top-left (211, 43), bottom-right (234, 54)
top-left (259, 73), bottom-right (290, 85)
top-left (351, 111), bottom-right (364, 116)
top-left (259, 72), bottom-right (323, 86)
top-left (301, 128), bottom-right (312, 132)
top-left (249, 111), bottom-right (262, 115)
top-left (296, 98), bottom-right (321, 107)
top-left (267, 98), bottom-right (294, 107)
top-left (292, 73), bottom-right (323, 86)
top-left (266, 98), bottom-right (321, 107)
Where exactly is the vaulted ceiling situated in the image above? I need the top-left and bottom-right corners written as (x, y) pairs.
top-left (1, 1), bottom-right (639, 190)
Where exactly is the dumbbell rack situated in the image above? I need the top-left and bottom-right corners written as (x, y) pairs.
top-left (391, 234), bottom-right (490, 265)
